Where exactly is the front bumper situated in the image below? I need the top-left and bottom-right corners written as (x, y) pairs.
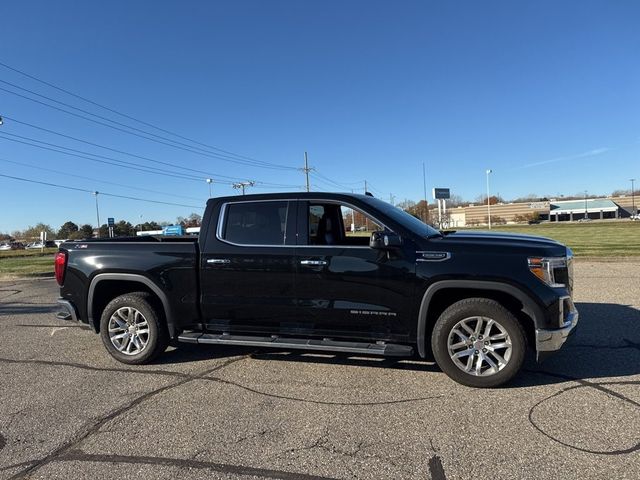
top-left (535, 307), bottom-right (579, 361)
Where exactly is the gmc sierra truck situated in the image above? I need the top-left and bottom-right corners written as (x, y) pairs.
top-left (55, 193), bottom-right (578, 387)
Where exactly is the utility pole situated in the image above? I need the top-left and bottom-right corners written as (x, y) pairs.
top-left (364, 180), bottom-right (368, 194)
top-left (486, 169), bottom-right (492, 229)
top-left (206, 178), bottom-right (213, 197)
top-left (422, 162), bottom-right (428, 223)
top-left (93, 191), bottom-right (101, 235)
top-left (300, 152), bottom-right (313, 192)
top-left (631, 178), bottom-right (636, 216)
top-left (233, 181), bottom-right (255, 195)
top-left (389, 193), bottom-right (395, 206)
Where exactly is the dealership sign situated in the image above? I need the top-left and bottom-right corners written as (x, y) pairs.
top-left (433, 188), bottom-right (451, 200)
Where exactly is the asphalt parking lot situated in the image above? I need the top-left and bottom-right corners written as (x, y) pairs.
top-left (0, 261), bottom-right (638, 480)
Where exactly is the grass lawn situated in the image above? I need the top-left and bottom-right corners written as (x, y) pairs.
top-left (460, 221), bottom-right (640, 257)
top-left (0, 222), bottom-right (638, 278)
top-left (0, 249), bottom-right (57, 277)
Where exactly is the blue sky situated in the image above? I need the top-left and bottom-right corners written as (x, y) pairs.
top-left (1, 0), bottom-right (638, 232)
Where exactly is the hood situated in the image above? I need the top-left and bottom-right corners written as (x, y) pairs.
top-left (428, 230), bottom-right (568, 256)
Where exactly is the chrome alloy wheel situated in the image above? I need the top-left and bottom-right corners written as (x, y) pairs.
top-left (447, 316), bottom-right (513, 377)
top-left (108, 307), bottom-right (150, 355)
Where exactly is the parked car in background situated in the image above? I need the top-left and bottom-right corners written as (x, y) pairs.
top-left (26, 242), bottom-right (44, 249)
top-left (10, 242), bottom-right (25, 250)
top-left (0, 243), bottom-right (11, 251)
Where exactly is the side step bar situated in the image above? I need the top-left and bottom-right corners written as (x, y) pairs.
top-left (177, 332), bottom-right (414, 357)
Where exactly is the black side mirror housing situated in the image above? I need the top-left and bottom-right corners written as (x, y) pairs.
top-left (370, 231), bottom-right (401, 249)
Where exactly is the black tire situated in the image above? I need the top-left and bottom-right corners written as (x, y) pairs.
top-left (431, 298), bottom-right (526, 388)
top-left (99, 292), bottom-right (169, 365)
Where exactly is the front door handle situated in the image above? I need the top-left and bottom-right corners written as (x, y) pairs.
top-left (300, 260), bottom-right (327, 266)
top-left (207, 258), bottom-right (231, 264)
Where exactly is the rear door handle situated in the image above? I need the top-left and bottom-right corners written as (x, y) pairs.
top-left (207, 258), bottom-right (231, 264)
top-left (300, 260), bottom-right (327, 266)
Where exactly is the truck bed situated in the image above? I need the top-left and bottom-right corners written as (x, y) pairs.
top-left (59, 238), bottom-right (200, 333)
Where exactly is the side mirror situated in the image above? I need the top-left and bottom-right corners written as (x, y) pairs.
top-left (370, 231), bottom-right (401, 249)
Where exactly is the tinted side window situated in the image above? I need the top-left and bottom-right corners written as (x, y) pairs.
top-left (222, 201), bottom-right (288, 245)
top-left (307, 202), bottom-right (384, 246)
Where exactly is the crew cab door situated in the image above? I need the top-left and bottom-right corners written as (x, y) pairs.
top-left (294, 200), bottom-right (415, 341)
top-left (199, 200), bottom-right (297, 334)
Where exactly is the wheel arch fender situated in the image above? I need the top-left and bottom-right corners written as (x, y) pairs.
top-left (416, 280), bottom-right (544, 358)
top-left (88, 273), bottom-right (175, 338)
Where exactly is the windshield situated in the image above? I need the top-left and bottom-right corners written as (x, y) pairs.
top-left (361, 197), bottom-right (440, 237)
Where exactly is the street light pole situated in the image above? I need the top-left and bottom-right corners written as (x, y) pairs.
top-left (486, 169), bottom-right (492, 229)
top-left (584, 190), bottom-right (588, 220)
top-left (206, 178), bottom-right (213, 198)
top-left (93, 191), bottom-right (100, 235)
top-left (631, 179), bottom-right (636, 216)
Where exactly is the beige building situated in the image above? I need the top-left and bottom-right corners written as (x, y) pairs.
top-left (428, 196), bottom-right (635, 227)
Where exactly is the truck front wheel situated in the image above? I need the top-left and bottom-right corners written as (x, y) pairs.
top-left (431, 298), bottom-right (526, 388)
top-left (99, 292), bottom-right (168, 364)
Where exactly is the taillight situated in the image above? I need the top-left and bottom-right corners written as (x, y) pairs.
top-left (54, 251), bottom-right (67, 286)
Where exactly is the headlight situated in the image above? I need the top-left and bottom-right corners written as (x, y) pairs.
top-left (528, 256), bottom-right (567, 288)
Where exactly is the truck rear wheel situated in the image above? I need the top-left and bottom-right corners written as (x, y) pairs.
top-left (431, 298), bottom-right (526, 388)
top-left (99, 292), bottom-right (168, 365)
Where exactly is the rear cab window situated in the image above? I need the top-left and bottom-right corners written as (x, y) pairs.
top-left (219, 201), bottom-right (290, 245)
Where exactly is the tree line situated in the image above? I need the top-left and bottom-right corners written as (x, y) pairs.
top-left (1, 213), bottom-right (203, 241)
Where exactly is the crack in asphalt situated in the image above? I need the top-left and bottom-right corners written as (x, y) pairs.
top-left (6, 355), bottom-right (249, 480)
top-left (526, 370), bottom-right (640, 455)
top-left (0, 289), bottom-right (21, 300)
top-left (0, 356), bottom-right (452, 407)
top-left (0, 356), bottom-right (193, 379)
top-left (54, 450), bottom-right (339, 480)
top-left (206, 374), bottom-right (450, 406)
top-left (15, 324), bottom-right (88, 329)
top-left (1, 301), bottom-right (55, 306)
top-left (0, 461), bottom-right (37, 474)
top-left (276, 427), bottom-right (371, 461)
top-left (1, 309), bottom-right (636, 477)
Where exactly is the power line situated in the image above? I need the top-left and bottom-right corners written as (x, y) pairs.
top-left (365, 182), bottom-right (386, 196)
top-left (232, 181), bottom-right (255, 195)
top-left (315, 171), bottom-right (364, 186)
top-left (308, 173), bottom-right (344, 191)
top-left (310, 172), bottom-right (349, 190)
top-left (0, 132), bottom-right (301, 190)
top-left (1, 115), bottom-right (256, 180)
top-left (313, 170), bottom-right (365, 190)
top-left (0, 157), bottom-right (205, 202)
top-left (0, 172), bottom-right (202, 209)
top-left (0, 132), bottom-right (225, 183)
top-left (252, 184), bottom-right (304, 190)
top-left (0, 61), bottom-right (296, 170)
top-left (0, 84), bottom-right (298, 171)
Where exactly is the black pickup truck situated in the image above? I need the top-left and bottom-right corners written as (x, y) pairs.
top-left (55, 193), bottom-right (578, 387)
